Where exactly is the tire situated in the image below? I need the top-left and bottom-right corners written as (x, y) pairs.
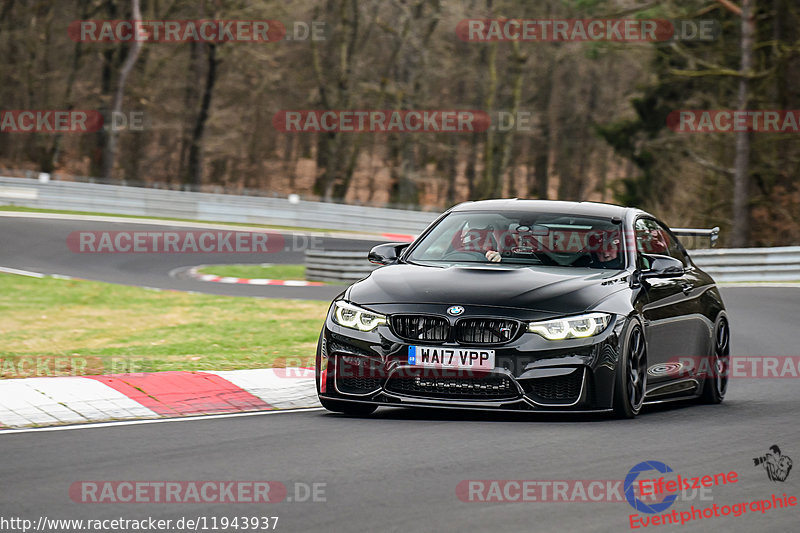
top-left (319, 398), bottom-right (378, 416)
top-left (700, 317), bottom-right (730, 404)
top-left (613, 320), bottom-right (647, 418)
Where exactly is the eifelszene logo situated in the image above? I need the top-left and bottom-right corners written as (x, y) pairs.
top-left (753, 445), bottom-right (793, 482)
top-left (625, 461), bottom-right (678, 514)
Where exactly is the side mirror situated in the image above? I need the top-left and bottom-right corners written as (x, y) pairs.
top-left (641, 254), bottom-right (685, 279)
top-left (368, 242), bottom-right (410, 265)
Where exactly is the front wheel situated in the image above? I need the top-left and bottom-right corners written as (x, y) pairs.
top-left (700, 317), bottom-right (730, 404)
top-left (319, 398), bottom-right (378, 416)
top-left (613, 320), bottom-right (647, 418)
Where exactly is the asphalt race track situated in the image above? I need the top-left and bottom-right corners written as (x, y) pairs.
top-left (1, 214), bottom-right (799, 532)
top-left (0, 214), bottom-right (386, 300)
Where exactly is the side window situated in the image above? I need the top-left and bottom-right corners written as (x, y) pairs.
top-left (635, 218), bottom-right (686, 266)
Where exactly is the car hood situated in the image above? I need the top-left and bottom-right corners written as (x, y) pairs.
top-left (347, 262), bottom-right (628, 315)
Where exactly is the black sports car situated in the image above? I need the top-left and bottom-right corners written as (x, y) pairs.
top-left (315, 200), bottom-right (729, 418)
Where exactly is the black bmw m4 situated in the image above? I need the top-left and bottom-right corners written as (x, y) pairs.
top-left (316, 199), bottom-right (730, 418)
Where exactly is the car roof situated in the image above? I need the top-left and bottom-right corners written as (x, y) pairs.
top-left (449, 199), bottom-right (633, 220)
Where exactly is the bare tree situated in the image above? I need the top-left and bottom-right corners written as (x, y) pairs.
top-left (102, 0), bottom-right (143, 180)
top-left (726, 0), bottom-right (755, 246)
top-left (186, 42), bottom-right (218, 187)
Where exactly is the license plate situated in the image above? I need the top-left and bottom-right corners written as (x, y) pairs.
top-left (408, 346), bottom-right (495, 370)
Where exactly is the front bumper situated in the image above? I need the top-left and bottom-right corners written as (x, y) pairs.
top-left (317, 310), bottom-right (625, 412)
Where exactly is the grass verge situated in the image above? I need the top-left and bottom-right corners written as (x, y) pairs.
top-left (0, 273), bottom-right (327, 378)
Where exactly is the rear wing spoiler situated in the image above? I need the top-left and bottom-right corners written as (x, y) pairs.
top-left (671, 227), bottom-right (720, 248)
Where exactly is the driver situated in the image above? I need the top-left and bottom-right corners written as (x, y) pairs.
top-left (593, 234), bottom-right (622, 269)
top-left (590, 232), bottom-right (622, 270)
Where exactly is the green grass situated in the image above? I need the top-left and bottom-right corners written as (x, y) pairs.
top-left (0, 205), bottom-right (352, 234)
top-left (0, 273), bottom-right (327, 378)
top-left (197, 264), bottom-right (307, 280)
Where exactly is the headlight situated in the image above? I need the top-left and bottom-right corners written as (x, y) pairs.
top-left (528, 313), bottom-right (612, 340)
top-left (333, 301), bottom-right (387, 332)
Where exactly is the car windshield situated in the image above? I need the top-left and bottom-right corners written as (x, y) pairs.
top-left (407, 210), bottom-right (625, 269)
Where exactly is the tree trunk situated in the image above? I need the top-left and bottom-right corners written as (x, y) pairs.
top-left (49, 0), bottom-right (88, 172)
top-left (90, 0), bottom-right (118, 178)
top-left (493, 40), bottom-right (526, 198)
top-left (187, 42), bottom-right (218, 187)
top-left (310, 0), bottom-right (359, 201)
top-left (178, 41), bottom-right (201, 185)
top-left (102, 0), bottom-right (142, 180)
top-left (731, 0), bottom-right (754, 247)
top-left (477, 39), bottom-right (498, 199)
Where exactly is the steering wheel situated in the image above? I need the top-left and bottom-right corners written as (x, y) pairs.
top-left (442, 250), bottom-right (488, 261)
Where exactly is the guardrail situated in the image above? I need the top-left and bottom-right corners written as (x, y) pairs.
top-left (305, 250), bottom-right (379, 282)
top-left (0, 176), bottom-right (438, 235)
top-left (304, 247), bottom-right (800, 284)
top-left (690, 247), bottom-right (800, 282)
